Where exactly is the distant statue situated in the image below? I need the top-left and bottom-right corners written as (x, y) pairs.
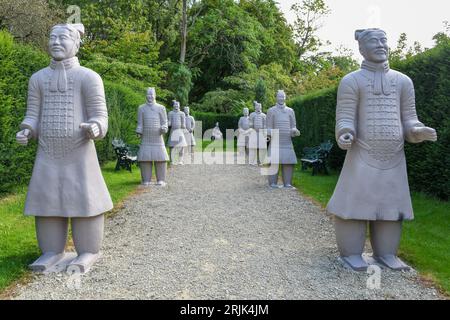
top-left (237, 107), bottom-right (251, 163)
top-left (136, 87), bottom-right (169, 186)
top-left (15, 23), bottom-right (113, 273)
top-left (167, 100), bottom-right (187, 165)
top-left (267, 90), bottom-right (300, 188)
top-left (327, 28), bottom-right (437, 271)
top-left (249, 101), bottom-right (267, 166)
top-left (183, 106), bottom-right (196, 162)
top-left (211, 122), bottom-right (223, 141)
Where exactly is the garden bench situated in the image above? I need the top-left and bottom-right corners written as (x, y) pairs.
top-left (300, 140), bottom-right (333, 176)
top-left (112, 138), bottom-right (138, 172)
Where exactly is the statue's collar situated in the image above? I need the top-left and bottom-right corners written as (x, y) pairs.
top-left (50, 57), bottom-right (80, 70)
top-left (48, 57), bottom-right (79, 92)
top-left (361, 60), bottom-right (390, 73)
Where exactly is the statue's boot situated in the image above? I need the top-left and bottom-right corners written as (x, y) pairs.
top-left (268, 166), bottom-right (280, 188)
top-left (334, 216), bottom-right (368, 271)
top-left (258, 149), bottom-right (267, 165)
top-left (30, 217), bottom-right (69, 272)
top-left (237, 147), bottom-right (246, 164)
top-left (370, 221), bottom-right (410, 270)
top-left (155, 161), bottom-right (167, 186)
top-left (249, 149), bottom-right (258, 165)
top-left (282, 164), bottom-right (296, 189)
top-left (178, 147), bottom-right (184, 165)
top-left (140, 162), bottom-right (152, 186)
top-left (69, 214), bottom-right (104, 274)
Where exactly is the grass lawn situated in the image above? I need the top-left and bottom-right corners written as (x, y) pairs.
top-left (293, 166), bottom-right (450, 295)
top-left (0, 162), bottom-right (141, 292)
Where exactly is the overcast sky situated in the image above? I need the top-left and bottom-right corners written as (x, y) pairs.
top-left (277, 0), bottom-right (450, 61)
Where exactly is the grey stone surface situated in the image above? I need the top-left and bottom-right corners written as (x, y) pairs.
top-left (13, 155), bottom-right (443, 300)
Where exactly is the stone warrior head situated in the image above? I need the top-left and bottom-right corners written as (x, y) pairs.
top-left (172, 100), bottom-right (180, 111)
top-left (243, 107), bottom-right (249, 117)
top-left (184, 106), bottom-right (190, 115)
top-left (49, 23), bottom-right (84, 61)
top-left (276, 90), bottom-right (286, 105)
top-left (146, 87), bottom-right (156, 104)
top-left (355, 28), bottom-right (389, 63)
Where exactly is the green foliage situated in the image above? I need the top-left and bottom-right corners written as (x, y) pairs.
top-left (165, 63), bottom-right (193, 106)
top-left (254, 78), bottom-right (267, 106)
top-left (289, 41), bottom-right (450, 200)
top-left (96, 82), bottom-right (146, 163)
top-left (0, 31), bottom-right (49, 195)
top-left (0, 0), bottom-right (63, 49)
top-left (192, 89), bottom-right (247, 114)
top-left (192, 111), bottom-right (240, 134)
top-left (289, 87), bottom-right (345, 170)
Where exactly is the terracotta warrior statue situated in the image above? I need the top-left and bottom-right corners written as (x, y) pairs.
top-left (167, 100), bottom-right (187, 165)
top-left (237, 107), bottom-right (251, 162)
top-left (16, 23), bottom-right (113, 273)
top-left (327, 29), bottom-right (437, 271)
top-left (136, 87), bottom-right (169, 186)
top-left (183, 106), bottom-right (196, 162)
top-left (267, 90), bottom-right (300, 188)
top-left (249, 101), bottom-right (267, 166)
top-left (212, 122), bottom-right (223, 141)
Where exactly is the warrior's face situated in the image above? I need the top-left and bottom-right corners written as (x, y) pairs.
top-left (173, 102), bottom-right (180, 111)
top-left (243, 108), bottom-right (249, 117)
top-left (146, 88), bottom-right (156, 104)
top-left (359, 31), bottom-right (389, 63)
top-left (276, 91), bottom-right (286, 105)
top-left (255, 103), bottom-right (262, 113)
top-left (49, 27), bottom-right (79, 61)
top-left (184, 107), bottom-right (190, 115)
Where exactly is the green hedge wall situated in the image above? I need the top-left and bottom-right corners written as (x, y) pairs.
top-left (192, 111), bottom-right (240, 134)
top-left (0, 31), bottom-right (49, 194)
top-left (289, 42), bottom-right (450, 200)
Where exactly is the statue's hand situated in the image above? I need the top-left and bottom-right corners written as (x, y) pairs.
top-left (80, 122), bottom-right (100, 139)
top-left (338, 133), bottom-right (354, 150)
top-left (411, 126), bottom-right (437, 142)
top-left (16, 129), bottom-right (31, 146)
top-left (160, 125), bottom-right (168, 134)
top-left (291, 128), bottom-right (300, 137)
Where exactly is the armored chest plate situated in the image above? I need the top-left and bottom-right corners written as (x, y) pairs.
top-left (358, 76), bottom-right (404, 169)
top-left (39, 76), bottom-right (75, 159)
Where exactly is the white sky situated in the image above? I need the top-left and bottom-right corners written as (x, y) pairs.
top-left (277, 0), bottom-right (450, 61)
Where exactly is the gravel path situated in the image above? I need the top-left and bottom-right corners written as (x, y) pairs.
top-left (13, 153), bottom-right (442, 300)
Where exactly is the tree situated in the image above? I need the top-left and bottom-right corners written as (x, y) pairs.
top-left (290, 0), bottom-right (331, 59)
top-left (0, 0), bottom-right (63, 49)
top-left (254, 78), bottom-right (267, 108)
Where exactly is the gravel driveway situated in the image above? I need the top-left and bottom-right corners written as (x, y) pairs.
top-left (13, 153), bottom-right (443, 299)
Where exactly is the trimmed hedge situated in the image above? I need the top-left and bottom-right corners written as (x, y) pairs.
top-left (192, 111), bottom-right (240, 134)
top-left (289, 42), bottom-right (450, 200)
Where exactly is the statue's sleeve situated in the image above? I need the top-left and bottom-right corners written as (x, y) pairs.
top-left (82, 71), bottom-right (108, 139)
top-left (181, 112), bottom-right (186, 129)
top-left (136, 107), bottom-right (144, 134)
top-left (263, 114), bottom-right (267, 129)
top-left (336, 74), bottom-right (358, 141)
top-left (249, 114), bottom-right (254, 129)
top-left (267, 109), bottom-right (274, 136)
top-left (20, 73), bottom-right (41, 139)
top-left (289, 109), bottom-right (298, 130)
top-left (401, 75), bottom-right (424, 143)
top-left (167, 111), bottom-right (172, 127)
top-left (191, 117), bottom-right (196, 131)
top-left (160, 107), bottom-right (168, 134)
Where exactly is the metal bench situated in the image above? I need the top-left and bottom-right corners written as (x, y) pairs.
top-left (112, 138), bottom-right (138, 172)
top-left (300, 140), bottom-right (333, 176)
